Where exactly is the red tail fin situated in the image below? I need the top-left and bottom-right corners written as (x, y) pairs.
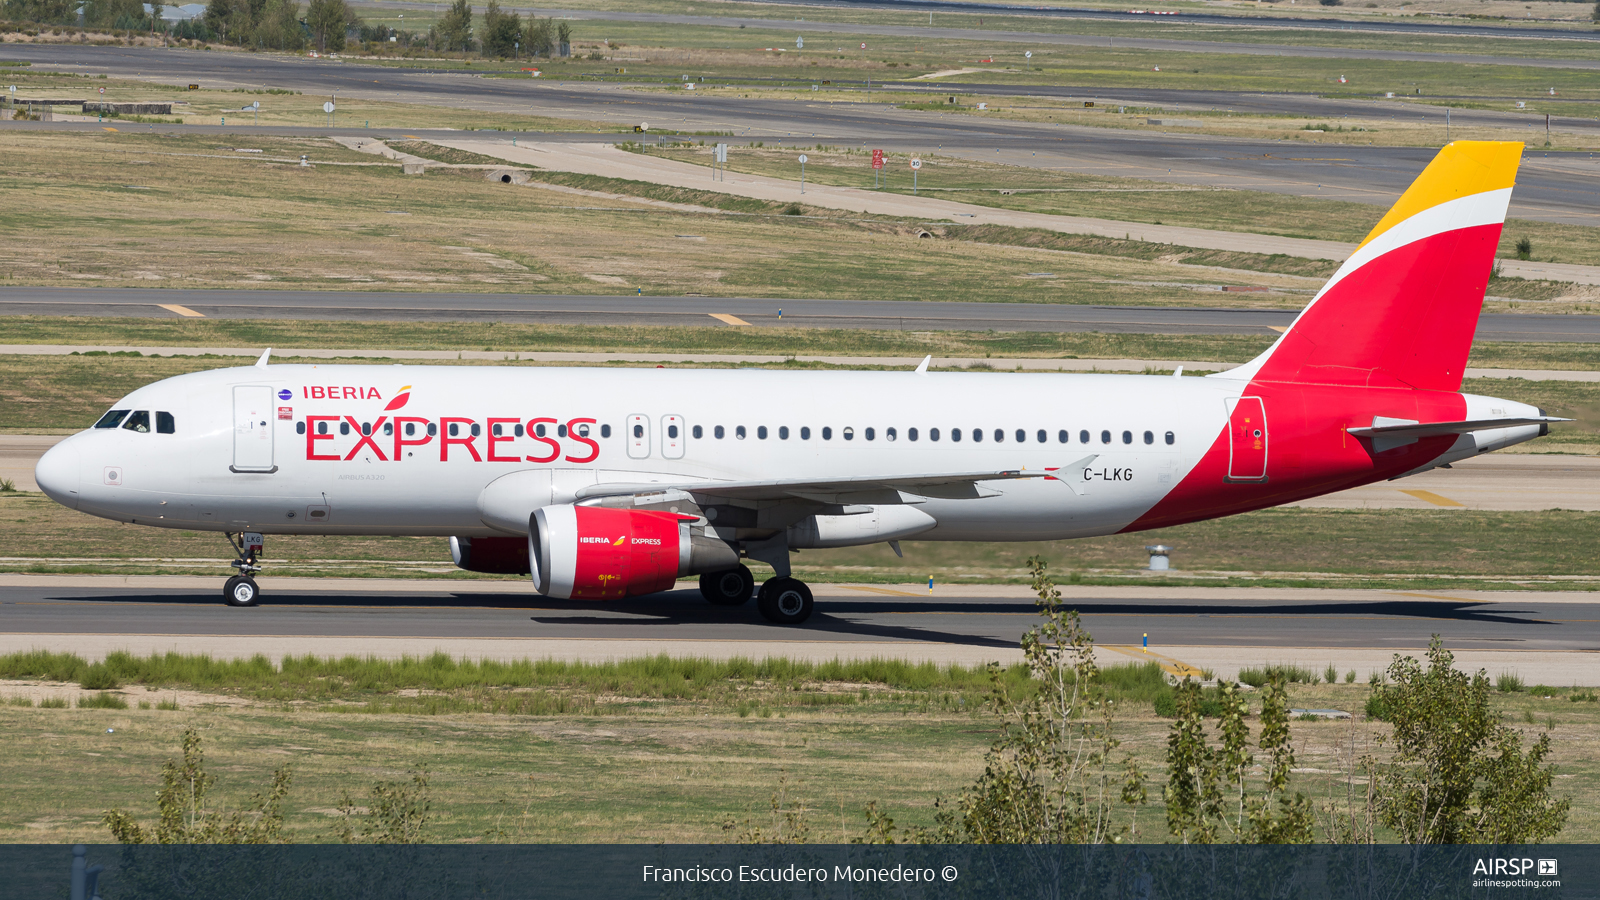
top-left (1221, 142), bottom-right (1522, 392)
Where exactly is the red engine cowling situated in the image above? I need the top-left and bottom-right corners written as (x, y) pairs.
top-left (449, 536), bottom-right (530, 575)
top-left (529, 504), bottom-right (738, 600)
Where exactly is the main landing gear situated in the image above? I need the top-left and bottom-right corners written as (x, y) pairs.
top-left (699, 565), bottom-right (815, 625)
top-left (223, 532), bottom-right (263, 607)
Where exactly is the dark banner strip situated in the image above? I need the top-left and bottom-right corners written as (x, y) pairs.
top-left (3, 843), bottom-right (1593, 899)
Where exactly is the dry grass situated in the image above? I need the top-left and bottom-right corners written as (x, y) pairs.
top-left (0, 130), bottom-right (1323, 304)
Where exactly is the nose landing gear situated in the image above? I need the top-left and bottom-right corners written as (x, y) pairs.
top-left (223, 532), bottom-right (263, 607)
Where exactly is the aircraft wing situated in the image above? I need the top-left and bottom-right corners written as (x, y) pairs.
top-left (573, 470), bottom-right (1038, 504)
top-left (1347, 415), bottom-right (1569, 440)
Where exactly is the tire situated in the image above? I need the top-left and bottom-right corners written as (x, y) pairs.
top-left (756, 577), bottom-right (813, 625)
top-left (700, 565), bottom-right (754, 606)
top-left (223, 575), bottom-right (260, 607)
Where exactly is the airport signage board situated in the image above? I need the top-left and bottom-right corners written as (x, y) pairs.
top-left (871, 149), bottom-right (883, 169)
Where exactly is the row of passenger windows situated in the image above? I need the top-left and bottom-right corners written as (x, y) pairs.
top-left (684, 424), bottom-right (1177, 446)
top-left (293, 416), bottom-right (1176, 447)
top-left (296, 421), bottom-right (613, 438)
top-left (94, 409), bottom-right (176, 434)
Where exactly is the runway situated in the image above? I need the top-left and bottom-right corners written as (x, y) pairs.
top-left (5, 288), bottom-right (1600, 342)
top-left (2, 577), bottom-right (1595, 682)
top-left (6, 46), bottom-right (1600, 223)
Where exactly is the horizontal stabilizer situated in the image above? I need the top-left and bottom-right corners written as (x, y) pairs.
top-left (1347, 415), bottom-right (1568, 440)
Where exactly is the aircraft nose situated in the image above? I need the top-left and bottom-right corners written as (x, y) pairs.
top-left (34, 438), bottom-right (80, 509)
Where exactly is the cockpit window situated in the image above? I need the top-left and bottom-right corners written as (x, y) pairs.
top-left (95, 409), bottom-right (130, 429)
top-left (122, 410), bottom-right (152, 433)
top-left (156, 412), bottom-right (175, 434)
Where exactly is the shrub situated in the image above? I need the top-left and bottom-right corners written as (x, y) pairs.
top-left (38, 696), bottom-right (68, 709)
top-left (1515, 237), bottom-right (1532, 260)
top-left (1239, 664), bottom-right (1317, 687)
top-left (80, 665), bottom-right (120, 690)
top-left (1496, 672), bottom-right (1526, 693)
top-left (1324, 664), bottom-right (1339, 685)
top-left (1344, 670), bottom-right (1357, 684)
top-left (1528, 684), bottom-right (1559, 697)
top-left (79, 691), bottom-right (128, 709)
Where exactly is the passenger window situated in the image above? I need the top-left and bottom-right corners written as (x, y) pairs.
top-left (1122, 430), bottom-right (1132, 444)
top-left (801, 426), bottom-right (811, 440)
top-left (383, 422), bottom-right (393, 436)
top-left (94, 409), bottom-right (130, 429)
top-left (758, 426), bottom-right (768, 439)
top-left (865, 427), bottom-right (875, 441)
top-left (668, 424), bottom-right (679, 439)
top-left (601, 424), bottom-right (612, 438)
top-left (427, 423), bottom-right (437, 437)
top-left (448, 423), bottom-right (458, 437)
top-left (909, 427), bottom-right (918, 442)
top-left (736, 425), bottom-right (747, 440)
top-left (886, 427), bottom-right (897, 441)
top-left (1017, 429), bottom-right (1026, 443)
top-left (952, 428), bottom-right (962, 443)
top-left (693, 425), bottom-right (703, 439)
top-left (971, 429), bottom-right (981, 443)
top-left (843, 427), bottom-right (854, 441)
top-left (822, 427), bottom-right (833, 440)
top-left (577, 423), bottom-right (589, 437)
top-left (405, 422), bottom-right (416, 437)
top-left (515, 424), bottom-right (525, 437)
top-left (1058, 430), bottom-right (1067, 443)
top-left (714, 425), bottom-right (725, 439)
top-left (779, 426), bottom-right (789, 440)
top-left (341, 421), bottom-right (352, 436)
top-left (318, 421), bottom-right (329, 435)
top-left (157, 412), bottom-right (176, 434)
top-left (493, 423), bottom-right (503, 436)
top-left (1100, 430), bottom-right (1111, 444)
top-left (1079, 430), bottom-right (1090, 444)
top-left (296, 421), bottom-right (306, 435)
top-left (122, 411), bottom-right (152, 433)
top-left (362, 422), bottom-right (372, 436)
top-left (995, 429), bottom-right (1004, 443)
top-left (1144, 430), bottom-right (1154, 445)
top-left (930, 428), bottom-right (939, 442)
top-left (473, 424), bottom-right (482, 437)
top-left (1165, 431), bottom-right (1175, 445)
top-left (632, 424), bottom-right (643, 438)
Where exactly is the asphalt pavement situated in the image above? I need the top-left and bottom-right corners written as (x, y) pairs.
top-left (1, 581), bottom-right (1595, 683)
top-left (6, 46), bottom-right (1600, 223)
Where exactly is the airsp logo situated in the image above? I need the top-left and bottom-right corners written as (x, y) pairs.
top-left (1472, 858), bottom-right (1555, 877)
top-left (1539, 860), bottom-right (1558, 877)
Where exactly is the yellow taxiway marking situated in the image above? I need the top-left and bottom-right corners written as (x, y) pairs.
top-left (1399, 489), bottom-right (1465, 508)
top-left (404, 134), bottom-right (420, 139)
top-left (157, 304), bottom-right (205, 318)
top-left (843, 585), bottom-right (925, 597)
top-left (709, 313), bottom-right (752, 326)
top-left (1391, 591), bottom-right (1480, 603)
top-left (1104, 644), bottom-right (1205, 678)
top-left (102, 126), bottom-right (118, 132)
top-left (1268, 326), bottom-right (1289, 333)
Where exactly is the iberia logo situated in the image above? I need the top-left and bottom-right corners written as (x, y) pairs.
top-left (612, 535), bottom-right (626, 546)
top-left (383, 385), bottom-right (412, 412)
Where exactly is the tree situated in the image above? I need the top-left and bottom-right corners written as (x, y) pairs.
top-left (858, 557), bottom-right (1148, 844)
top-left (435, 0), bottom-right (471, 52)
top-left (103, 728), bottom-right (291, 844)
top-left (1364, 637), bottom-right (1569, 843)
top-left (480, 0), bottom-right (520, 58)
top-left (556, 21), bottom-right (571, 56)
top-left (1593, 0), bottom-right (1599, 23)
top-left (304, 0), bottom-right (348, 52)
top-left (334, 766), bottom-right (432, 843)
top-left (1163, 674), bottom-right (1313, 844)
top-left (523, 15), bottom-right (553, 57)
top-left (251, 0), bottom-right (304, 50)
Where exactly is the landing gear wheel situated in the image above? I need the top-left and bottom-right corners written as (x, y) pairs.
top-left (756, 577), bottom-right (813, 625)
top-left (700, 565), bottom-right (755, 606)
top-left (223, 575), bottom-right (260, 607)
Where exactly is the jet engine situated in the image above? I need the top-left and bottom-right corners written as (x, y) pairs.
top-left (449, 535), bottom-right (531, 575)
top-left (529, 504), bottom-right (740, 599)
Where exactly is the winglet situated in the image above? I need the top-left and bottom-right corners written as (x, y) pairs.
top-left (255, 348), bottom-right (272, 368)
top-left (914, 355), bottom-right (931, 375)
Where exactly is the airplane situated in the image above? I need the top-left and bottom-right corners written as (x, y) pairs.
top-left (33, 141), bottom-right (1562, 624)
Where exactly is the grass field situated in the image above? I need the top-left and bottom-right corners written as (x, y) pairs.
top-left (0, 130), bottom-right (1333, 304)
top-left (0, 649), bottom-right (1594, 842)
top-left (645, 145), bottom-right (1600, 267)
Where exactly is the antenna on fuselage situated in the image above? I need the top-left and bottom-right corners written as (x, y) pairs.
top-left (255, 348), bottom-right (272, 367)
top-left (914, 355), bottom-right (931, 375)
